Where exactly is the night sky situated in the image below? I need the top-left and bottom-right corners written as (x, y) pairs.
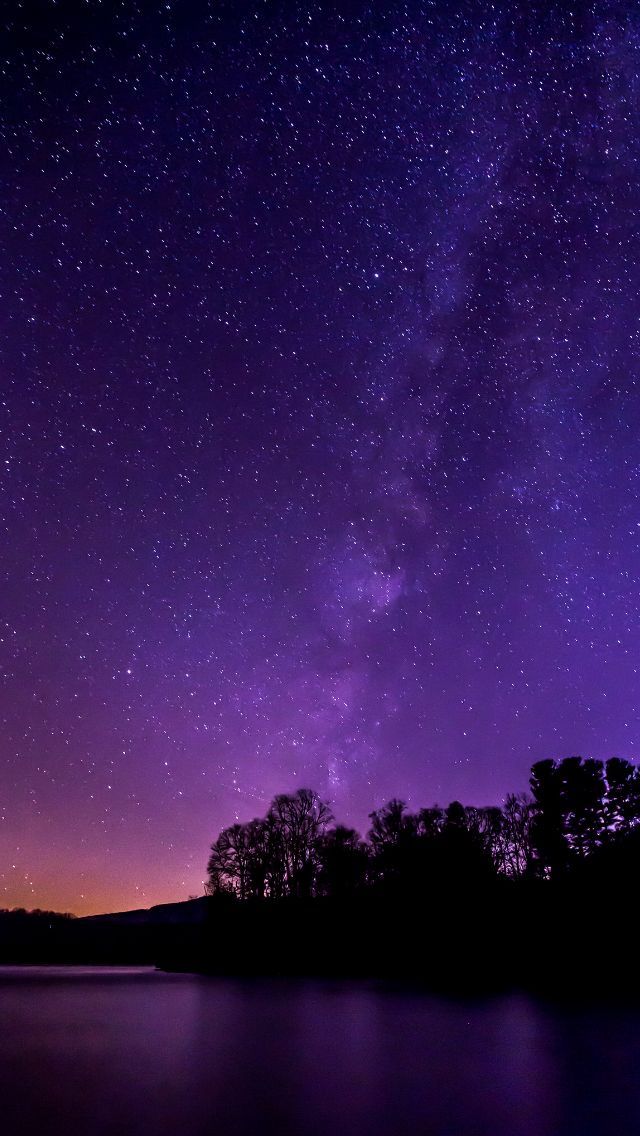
top-left (2, 1), bottom-right (640, 915)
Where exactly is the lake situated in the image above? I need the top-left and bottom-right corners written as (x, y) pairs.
top-left (0, 966), bottom-right (639, 1135)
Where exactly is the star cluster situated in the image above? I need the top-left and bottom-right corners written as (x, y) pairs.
top-left (2, 0), bottom-right (640, 914)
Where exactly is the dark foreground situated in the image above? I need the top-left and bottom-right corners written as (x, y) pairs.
top-left (2, 965), bottom-right (640, 1136)
top-left (1, 885), bottom-right (638, 999)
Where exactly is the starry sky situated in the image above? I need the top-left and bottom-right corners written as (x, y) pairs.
top-left (2, 0), bottom-right (640, 915)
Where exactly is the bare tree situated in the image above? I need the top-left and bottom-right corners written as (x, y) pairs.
top-left (268, 789), bottom-right (333, 897)
top-left (207, 823), bottom-right (254, 899)
top-left (501, 793), bottom-right (535, 878)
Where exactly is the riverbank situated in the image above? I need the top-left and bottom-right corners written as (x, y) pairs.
top-left (2, 886), bottom-right (635, 1001)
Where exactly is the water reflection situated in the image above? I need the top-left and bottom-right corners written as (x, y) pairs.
top-left (0, 968), bottom-right (639, 1135)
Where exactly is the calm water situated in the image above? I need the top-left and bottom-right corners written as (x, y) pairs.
top-left (1, 967), bottom-right (639, 1135)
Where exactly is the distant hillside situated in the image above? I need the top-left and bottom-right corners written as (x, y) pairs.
top-left (0, 898), bottom-right (209, 964)
top-left (81, 897), bottom-right (209, 926)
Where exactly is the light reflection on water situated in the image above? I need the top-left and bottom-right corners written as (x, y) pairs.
top-left (0, 967), bottom-right (638, 1135)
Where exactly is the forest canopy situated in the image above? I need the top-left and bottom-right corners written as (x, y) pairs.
top-left (206, 757), bottom-right (640, 900)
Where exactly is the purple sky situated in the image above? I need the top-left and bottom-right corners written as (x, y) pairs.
top-left (2, 1), bottom-right (640, 914)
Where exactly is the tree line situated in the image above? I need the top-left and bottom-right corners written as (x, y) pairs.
top-left (206, 757), bottom-right (640, 899)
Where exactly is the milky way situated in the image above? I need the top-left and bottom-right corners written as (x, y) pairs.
top-left (2, 1), bottom-right (640, 913)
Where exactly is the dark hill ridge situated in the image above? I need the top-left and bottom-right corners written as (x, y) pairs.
top-left (0, 898), bottom-right (208, 965)
top-left (81, 897), bottom-right (209, 926)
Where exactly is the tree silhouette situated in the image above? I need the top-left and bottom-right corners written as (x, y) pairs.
top-left (206, 757), bottom-right (640, 903)
top-left (501, 792), bottom-right (535, 878)
top-left (267, 788), bottom-right (333, 898)
top-left (207, 789), bottom-right (332, 899)
top-left (530, 759), bottom-right (570, 878)
top-left (368, 799), bottom-right (420, 891)
top-left (561, 757), bottom-right (606, 857)
top-left (605, 757), bottom-right (640, 836)
top-left (316, 825), bottom-right (370, 897)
